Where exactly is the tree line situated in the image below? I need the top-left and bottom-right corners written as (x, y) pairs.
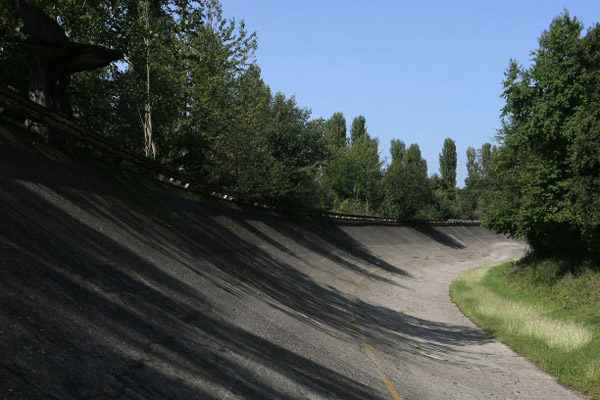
top-left (1, 0), bottom-right (494, 220)
top-left (6, 2), bottom-right (597, 263)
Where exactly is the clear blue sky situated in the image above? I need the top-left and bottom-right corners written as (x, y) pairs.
top-left (221, 0), bottom-right (599, 187)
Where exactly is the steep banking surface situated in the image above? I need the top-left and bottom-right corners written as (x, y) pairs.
top-left (0, 141), bottom-right (584, 399)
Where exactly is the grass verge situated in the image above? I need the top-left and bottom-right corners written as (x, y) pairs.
top-left (450, 259), bottom-right (600, 399)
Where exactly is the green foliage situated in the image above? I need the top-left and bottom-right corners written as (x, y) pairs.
top-left (485, 11), bottom-right (600, 260)
top-left (465, 146), bottom-right (479, 186)
top-left (0, 3), bottom-right (29, 93)
top-left (427, 174), bottom-right (454, 219)
top-left (451, 142), bottom-right (497, 220)
top-left (324, 125), bottom-right (382, 213)
top-left (350, 115), bottom-right (367, 145)
top-left (206, 64), bottom-right (271, 194)
top-left (566, 25), bottom-right (600, 258)
top-left (479, 142), bottom-right (493, 178)
top-left (261, 93), bottom-right (327, 204)
top-left (334, 198), bottom-right (372, 215)
top-left (389, 139), bottom-right (405, 163)
top-left (382, 142), bottom-right (430, 219)
top-left (439, 137), bottom-right (457, 189)
top-left (1, 1), bottom-right (515, 220)
top-left (324, 112), bottom-right (347, 152)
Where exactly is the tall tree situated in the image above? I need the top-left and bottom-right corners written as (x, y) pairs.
top-left (478, 142), bottom-right (493, 179)
top-left (261, 92), bottom-right (327, 204)
top-left (484, 11), bottom-right (600, 258)
top-left (180, 5), bottom-right (257, 177)
top-left (439, 137), bottom-right (457, 189)
top-left (405, 143), bottom-right (428, 175)
top-left (141, 0), bottom-right (155, 158)
top-left (456, 146), bottom-right (484, 219)
top-left (390, 139), bottom-right (405, 163)
top-left (465, 146), bottom-right (480, 187)
top-left (350, 115), bottom-right (367, 145)
top-left (566, 24), bottom-right (600, 258)
top-left (324, 112), bottom-right (346, 152)
top-left (324, 129), bottom-right (382, 213)
top-left (382, 142), bottom-right (430, 219)
top-left (216, 64), bottom-right (271, 194)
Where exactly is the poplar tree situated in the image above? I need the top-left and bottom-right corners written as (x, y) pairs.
top-left (390, 139), bottom-right (405, 163)
top-left (350, 115), bottom-right (367, 145)
top-left (324, 112), bottom-right (347, 152)
top-left (439, 137), bottom-right (457, 189)
top-left (465, 146), bottom-right (480, 186)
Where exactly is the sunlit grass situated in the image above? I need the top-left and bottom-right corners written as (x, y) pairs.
top-left (451, 261), bottom-right (600, 399)
top-left (456, 264), bottom-right (591, 351)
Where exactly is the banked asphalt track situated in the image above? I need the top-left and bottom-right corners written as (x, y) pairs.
top-left (0, 137), bottom-right (587, 399)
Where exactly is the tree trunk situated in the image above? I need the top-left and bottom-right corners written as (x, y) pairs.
top-left (143, 0), bottom-right (155, 159)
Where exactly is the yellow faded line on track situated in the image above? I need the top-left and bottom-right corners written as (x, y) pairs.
top-left (363, 344), bottom-right (403, 400)
top-left (347, 259), bottom-right (414, 399)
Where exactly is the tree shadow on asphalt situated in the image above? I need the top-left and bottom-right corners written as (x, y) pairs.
top-left (412, 224), bottom-right (466, 249)
top-left (0, 147), bottom-right (495, 399)
top-left (0, 181), bottom-right (383, 399)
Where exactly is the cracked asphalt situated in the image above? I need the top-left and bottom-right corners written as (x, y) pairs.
top-left (0, 136), bottom-right (588, 399)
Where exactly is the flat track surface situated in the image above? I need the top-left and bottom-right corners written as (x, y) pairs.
top-left (0, 140), bottom-right (587, 399)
